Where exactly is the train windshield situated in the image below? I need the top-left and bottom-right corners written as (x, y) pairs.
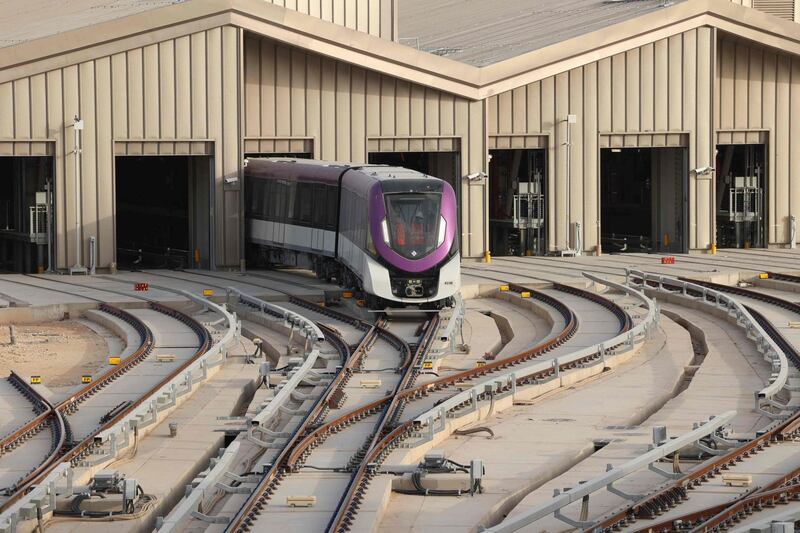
top-left (384, 193), bottom-right (442, 260)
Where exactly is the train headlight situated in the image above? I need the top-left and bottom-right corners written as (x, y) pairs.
top-left (437, 216), bottom-right (447, 247)
top-left (381, 218), bottom-right (390, 245)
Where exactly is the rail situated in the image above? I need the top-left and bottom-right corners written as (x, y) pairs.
top-left (408, 273), bottom-right (655, 444)
top-left (326, 276), bottom-right (651, 532)
top-left (0, 293), bottom-right (239, 532)
top-left (0, 372), bottom-right (66, 497)
top-left (486, 411), bottom-right (738, 532)
top-left (224, 304), bottom-right (374, 532)
top-left (592, 398), bottom-right (800, 530)
top-left (327, 315), bottom-right (439, 533)
top-left (627, 270), bottom-right (790, 406)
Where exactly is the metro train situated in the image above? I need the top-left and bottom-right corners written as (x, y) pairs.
top-left (244, 158), bottom-right (460, 308)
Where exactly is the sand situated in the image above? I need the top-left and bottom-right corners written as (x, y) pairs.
top-left (0, 320), bottom-right (110, 389)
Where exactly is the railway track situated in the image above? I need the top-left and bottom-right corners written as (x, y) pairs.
top-left (593, 411), bottom-right (800, 532)
top-left (226, 294), bottom-right (433, 532)
top-left (0, 301), bottom-right (211, 511)
top-left (764, 271), bottom-right (800, 285)
top-left (592, 275), bottom-right (800, 533)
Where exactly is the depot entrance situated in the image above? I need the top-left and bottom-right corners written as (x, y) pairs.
top-left (115, 156), bottom-right (212, 270)
top-left (0, 156), bottom-right (53, 273)
top-left (715, 144), bottom-right (766, 248)
top-left (367, 151), bottom-right (459, 193)
top-left (488, 149), bottom-right (547, 256)
top-left (600, 147), bottom-right (688, 253)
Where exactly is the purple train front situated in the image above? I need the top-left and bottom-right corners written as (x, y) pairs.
top-left (244, 158), bottom-right (460, 308)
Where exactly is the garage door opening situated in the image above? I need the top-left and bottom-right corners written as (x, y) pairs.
top-left (488, 149), bottom-right (547, 256)
top-left (601, 147), bottom-right (688, 253)
top-left (0, 156), bottom-right (53, 273)
top-left (115, 156), bottom-right (212, 270)
top-left (368, 151), bottom-right (459, 193)
top-left (715, 144), bottom-right (766, 249)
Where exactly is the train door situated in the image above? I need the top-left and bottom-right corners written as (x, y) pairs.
top-left (715, 144), bottom-right (766, 248)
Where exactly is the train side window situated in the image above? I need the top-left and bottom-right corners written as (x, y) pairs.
top-left (287, 181), bottom-right (298, 224)
top-left (326, 187), bottom-right (338, 230)
top-left (312, 185), bottom-right (326, 227)
top-left (275, 181), bottom-right (286, 222)
top-left (298, 183), bottom-right (312, 224)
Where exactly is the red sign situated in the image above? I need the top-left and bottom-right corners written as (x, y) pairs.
top-left (134, 282), bottom-right (149, 291)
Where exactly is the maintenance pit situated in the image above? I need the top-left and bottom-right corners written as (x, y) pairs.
top-left (115, 156), bottom-right (212, 270)
top-left (600, 147), bottom-right (688, 254)
top-left (488, 148), bottom-right (547, 256)
top-left (0, 156), bottom-right (53, 273)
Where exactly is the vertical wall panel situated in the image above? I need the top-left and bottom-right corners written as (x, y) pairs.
top-left (583, 62), bottom-right (598, 249)
top-left (611, 53), bottom-right (625, 132)
top-left (762, 51), bottom-right (777, 243)
top-left (29, 74), bottom-right (47, 139)
top-left (63, 65), bottom-right (79, 267)
top-left (775, 54), bottom-right (790, 243)
top-left (78, 61), bottom-right (98, 258)
top-left (95, 57), bottom-right (114, 267)
top-left (191, 33), bottom-right (207, 138)
top-left (174, 37), bottom-right (191, 139)
top-left (306, 54), bottom-right (321, 157)
top-left (222, 26), bottom-right (240, 264)
top-left (625, 49), bottom-right (639, 132)
top-left (351, 66), bottom-right (366, 162)
top-left (46, 71), bottom-right (66, 266)
top-left (159, 41), bottom-right (176, 141)
top-left (640, 43), bottom-right (654, 132)
top-left (668, 35), bottom-right (683, 131)
top-left (0, 82), bottom-right (12, 138)
top-left (206, 27), bottom-right (223, 265)
top-left (336, 63), bottom-right (351, 160)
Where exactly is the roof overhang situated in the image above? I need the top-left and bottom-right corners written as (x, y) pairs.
top-left (1, 0), bottom-right (800, 99)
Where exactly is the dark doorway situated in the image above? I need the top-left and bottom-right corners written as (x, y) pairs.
top-left (601, 147), bottom-right (688, 253)
top-left (368, 151), bottom-right (459, 193)
top-left (715, 144), bottom-right (766, 249)
top-left (488, 149), bottom-right (547, 256)
top-left (115, 156), bottom-right (211, 270)
top-left (0, 156), bottom-right (53, 273)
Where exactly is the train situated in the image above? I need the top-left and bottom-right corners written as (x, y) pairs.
top-left (244, 158), bottom-right (460, 308)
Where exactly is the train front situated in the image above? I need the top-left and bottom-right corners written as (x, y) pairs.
top-left (366, 177), bottom-right (460, 307)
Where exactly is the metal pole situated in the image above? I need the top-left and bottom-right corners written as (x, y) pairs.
top-left (70, 116), bottom-right (86, 274)
top-left (565, 118), bottom-right (571, 251)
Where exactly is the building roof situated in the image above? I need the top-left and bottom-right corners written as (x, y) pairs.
top-left (399, 0), bottom-right (684, 67)
top-left (1, 0), bottom-right (800, 100)
top-left (0, 0), bottom-right (183, 49)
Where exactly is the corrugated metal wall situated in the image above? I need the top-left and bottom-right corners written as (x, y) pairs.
top-left (242, 32), bottom-right (488, 257)
top-left (717, 35), bottom-right (800, 244)
top-left (264, 0), bottom-right (397, 40)
top-left (486, 28), bottom-right (716, 252)
top-left (0, 26), bottom-right (243, 269)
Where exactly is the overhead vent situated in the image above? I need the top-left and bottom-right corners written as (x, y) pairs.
top-left (753, 0), bottom-right (795, 20)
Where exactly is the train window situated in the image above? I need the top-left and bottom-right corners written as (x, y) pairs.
top-left (312, 185), bottom-right (326, 227)
top-left (326, 187), bottom-right (338, 230)
top-left (275, 181), bottom-right (287, 221)
top-left (287, 181), bottom-right (298, 224)
top-left (298, 183), bottom-right (312, 224)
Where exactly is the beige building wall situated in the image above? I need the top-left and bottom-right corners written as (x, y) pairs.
top-left (0, 25), bottom-right (243, 270)
top-left (263, 0), bottom-right (397, 40)
top-left (717, 35), bottom-right (800, 244)
top-left (487, 28), bottom-right (716, 252)
top-left (242, 32), bottom-right (488, 257)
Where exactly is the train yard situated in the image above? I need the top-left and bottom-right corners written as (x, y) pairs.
top-left (0, 250), bottom-right (798, 533)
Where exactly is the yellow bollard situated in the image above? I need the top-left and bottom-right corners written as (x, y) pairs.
top-left (711, 243), bottom-right (717, 255)
top-left (484, 250), bottom-right (491, 264)
top-left (664, 233), bottom-right (670, 248)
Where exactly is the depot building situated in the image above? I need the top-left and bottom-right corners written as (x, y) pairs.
top-left (1, 0), bottom-right (799, 273)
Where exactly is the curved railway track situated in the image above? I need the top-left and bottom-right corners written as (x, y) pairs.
top-left (227, 295), bottom-right (428, 532)
top-left (0, 301), bottom-right (211, 511)
top-left (327, 282), bottom-right (636, 533)
top-left (593, 275), bottom-right (800, 533)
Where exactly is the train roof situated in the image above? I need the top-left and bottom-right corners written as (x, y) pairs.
top-left (244, 157), bottom-right (436, 184)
